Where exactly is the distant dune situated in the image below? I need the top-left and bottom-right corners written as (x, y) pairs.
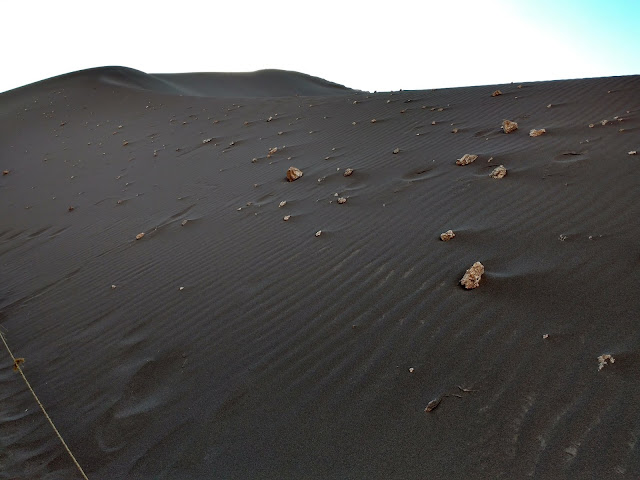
top-left (4, 66), bottom-right (355, 98)
top-left (1, 67), bottom-right (639, 479)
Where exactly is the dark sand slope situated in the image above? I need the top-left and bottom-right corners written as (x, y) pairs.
top-left (0, 67), bottom-right (639, 479)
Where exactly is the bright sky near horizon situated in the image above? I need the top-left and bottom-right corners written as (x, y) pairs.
top-left (2, 0), bottom-right (638, 94)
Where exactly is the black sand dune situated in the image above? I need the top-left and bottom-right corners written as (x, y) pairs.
top-left (1, 67), bottom-right (639, 479)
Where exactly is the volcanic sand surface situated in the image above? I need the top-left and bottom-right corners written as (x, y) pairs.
top-left (1, 67), bottom-right (640, 478)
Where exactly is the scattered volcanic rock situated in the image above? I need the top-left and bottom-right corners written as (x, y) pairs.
top-left (490, 165), bottom-right (507, 178)
top-left (529, 128), bottom-right (546, 137)
top-left (440, 230), bottom-right (455, 241)
top-left (286, 167), bottom-right (303, 182)
top-left (456, 154), bottom-right (478, 166)
top-left (598, 354), bottom-right (615, 371)
top-left (460, 262), bottom-right (484, 289)
top-left (502, 120), bottom-right (518, 133)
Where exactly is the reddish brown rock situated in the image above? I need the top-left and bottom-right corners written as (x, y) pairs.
top-left (286, 167), bottom-right (303, 182)
top-left (502, 120), bottom-right (518, 133)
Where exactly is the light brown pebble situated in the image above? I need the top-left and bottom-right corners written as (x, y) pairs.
top-left (589, 124), bottom-right (594, 128)
top-left (409, 367), bottom-right (414, 373)
top-left (542, 334), bottom-right (549, 339)
top-left (452, 128), bottom-right (459, 134)
top-left (529, 128), bottom-right (546, 137)
top-left (431, 121), bottom-right (437, 125)
top-left (68, 206), bottom-right (75, 212)
top-left (337, 197), bottom-right (347, 204)
top-left (456, 154), bottom-right (478, 166)
top-left (502, 120), bottom-right (518, 133)
top-left (597, 354), bottom-right (615, 371)
top-left (122, 141), bottom-right (129, 146)
top-left (393, 148), bottom-right (400, 154)
top-left (3, 170), bottom-right (10, 175)
top-left (179, 286), bottom-right (185, 291)
top-left (601, 119), bottom-right (608, 126)
top-left (202, 138), bottom-right (213, 144)
top-left (629, 151), bottom-right (637, 155)
top-left (181, 220), bottom-right (188, 226)
top-left (343, 168), bottom-right (354, 177)
top-left (283, 215), bottom-right (291, 221)
top-left (490, 165), bottom-right (507, 178)
top-left (491, 90), bottom-right (502, 97)
top-left (440, 230), bottom-right (455, 241)
top-left (111, 284), bottom-right (117, 289)
top-left (460, 261), bottom-right (484, 289)
top-left (268, 146), bottom-right (278, 155)
top-left (286, 166), bottom-right (303, 182)
top-left (371, 118), bottom-right (377, 123)
top-left (135, 232), bottom-right (145, 240)
top-left (315, 230), bottom-right (322, 237)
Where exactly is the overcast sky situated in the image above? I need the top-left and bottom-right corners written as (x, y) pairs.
top-left (2, 0), bottom-right (638, 94)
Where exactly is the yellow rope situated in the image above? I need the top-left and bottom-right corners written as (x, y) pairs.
top-left (0, 331), bottom-right (89, 480)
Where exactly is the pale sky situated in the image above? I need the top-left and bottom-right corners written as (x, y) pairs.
top-left (2, 0), bottom-right (638, 94)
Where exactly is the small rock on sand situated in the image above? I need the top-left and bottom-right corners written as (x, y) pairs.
top-left (491, 90), bottom-right (502, 97)
top-left (490, 165), bottom-right (507, 178)
top-left (393, 148), bottom-right (400, 154)
top-left (597, 354), bottom-right (615, 371)
top-left (286, 167), bottom-right (303, 182)
top-left (337, 197), bottom-right (347, 204)
top-left (502, 120), bottom-right (518, 133)
top-left (135, 232), bottom-right (145, 240)
top-left (283, 215), bottom-right (291, 221)
top-left (440, 230), bottom-right (455, 241)
top-left (456, 154), bottom-right (478, 166)
top-left (279, 201), bottom-right (287, 208)
top-left (424, 398), bottom-right (442, 412)
top-left (315, 230), bottom-right (322, 237)
top-left (629, 151), bottom-right (637, 155)
top-left (2, 170), bottom-right (9, 175)
top-left (529, 128), bottom-right (546, 137)
top-left (460, 261), bottom-right (484, 289)
top-left (343, 168), bottom-right (354, 177)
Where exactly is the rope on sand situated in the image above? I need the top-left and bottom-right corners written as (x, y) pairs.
top-left (0, 331), bottom-right (89, 480)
